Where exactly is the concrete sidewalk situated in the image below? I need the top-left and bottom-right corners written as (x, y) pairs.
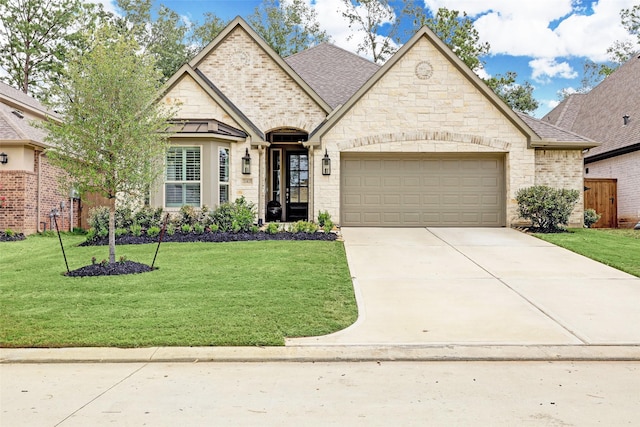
top-left (2, 227), bottom-right (639, 363)
top-left (287, 227), bottom-right (640, 349)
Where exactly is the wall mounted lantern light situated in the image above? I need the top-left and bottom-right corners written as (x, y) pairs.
top-left (242, 148), bottom-right (251, 174)
top-left (0, 152), bottom-right (8, 164)
top-left (322, 149), bottom-right (331, 176)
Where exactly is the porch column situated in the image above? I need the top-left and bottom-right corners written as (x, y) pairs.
top-left (307, 145), bottom-right (314, 223)
top-left (258, 145), bottom-right (266, 224)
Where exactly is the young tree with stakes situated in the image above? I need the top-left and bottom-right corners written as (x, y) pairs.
top-left (43, 25), bottom-right (176, 264)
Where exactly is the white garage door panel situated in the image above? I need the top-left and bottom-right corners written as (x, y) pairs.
top-left (341, 153), bottom-right (505, 227)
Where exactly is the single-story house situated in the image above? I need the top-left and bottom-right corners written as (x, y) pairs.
top-left (0, 82), bottom-right (80, 234)
top-left (543, 54), bottom-right (639, 228)
top-left (151, 16), bottom-right (597, 228)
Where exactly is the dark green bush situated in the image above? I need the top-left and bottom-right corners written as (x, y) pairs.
top-left (210, 196), bottom-right (256, 232)
top-left (115, 206), bottom-right (133, 229)
top-left (134, 206), bottom-right (164, 229)
top-left (88, 206), bottom-right (110, 236)
top-left (516, 185), bottom-right (580, 232)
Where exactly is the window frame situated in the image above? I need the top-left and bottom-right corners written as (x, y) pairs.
top-left (164, 146), bottom-right (202, 208)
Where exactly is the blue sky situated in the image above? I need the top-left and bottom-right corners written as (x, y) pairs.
top-left (106, 0), bottom-right (637, 117)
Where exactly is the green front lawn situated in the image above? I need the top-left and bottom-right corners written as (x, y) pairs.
top-left (534, 228), bottom-right (640, 277)
top-left (0, 235), bottom-right (357, 347)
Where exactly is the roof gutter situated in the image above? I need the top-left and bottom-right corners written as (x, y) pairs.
top-left (584, 142), bottom-right (640, 163)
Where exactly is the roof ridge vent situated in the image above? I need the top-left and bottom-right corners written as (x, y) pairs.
top-left (11, 109), bottom-right (24, 119)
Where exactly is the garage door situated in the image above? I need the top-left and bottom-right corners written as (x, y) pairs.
top-left (341, 153), bottom-right (505, 226)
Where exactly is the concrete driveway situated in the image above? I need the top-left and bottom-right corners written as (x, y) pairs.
top-left (287, 227), bottom-right (640, 346)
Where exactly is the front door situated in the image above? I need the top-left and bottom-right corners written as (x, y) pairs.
top-left (286, 151), bottom-right (309, 221)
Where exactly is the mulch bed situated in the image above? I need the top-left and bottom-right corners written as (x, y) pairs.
top-left (80, 230), bottom-right (338, 246)
top-left (0, 231), bottom-right (26, 242)
top-left (66, 261), bottom-right (156, 277)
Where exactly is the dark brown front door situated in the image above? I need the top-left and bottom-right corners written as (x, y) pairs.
top-left (286, 152), bottom-right (309, 221)
top-left (584, 178), bottom-right (617, 228)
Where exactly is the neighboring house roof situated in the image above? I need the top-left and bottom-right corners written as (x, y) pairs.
top-left (0, 82), bottom-right (52, 147)
top-left (0, 82), bottom-right (53, 119)
top-left (543, 54), bottom-right (640, 160)
top-left (285, 42), bottom-right (380, 109)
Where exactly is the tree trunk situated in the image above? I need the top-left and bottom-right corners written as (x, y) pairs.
top-left (108, 200), bottom-right (116, 264)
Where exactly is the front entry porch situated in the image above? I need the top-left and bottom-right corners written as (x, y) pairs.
top-left (265, 130), bottom-right (310, 222)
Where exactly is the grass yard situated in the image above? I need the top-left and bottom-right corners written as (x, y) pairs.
top-left (0, 235), bottom-right (357, 347)
top-left (534, 228), bottom-right (640, 277)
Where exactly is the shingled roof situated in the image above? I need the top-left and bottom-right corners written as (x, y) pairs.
top-left (0, 82), bottom-right (52, 146)
top-left (543, 54), bottom-right (640, 160)
top-left (516, 111), bottom-right (597, 147)
top-left (285, 42), bottom-right (380, 109)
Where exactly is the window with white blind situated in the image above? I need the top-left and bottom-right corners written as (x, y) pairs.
top-left (165, 146), bottom-right (201, 207)
top-left (219, 148), bottom-right (229, 204)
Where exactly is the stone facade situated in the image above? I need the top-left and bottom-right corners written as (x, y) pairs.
top-left (315, 37), bottom-right (537, 226)
top-left (585, 151), bottom-right (640, 228)
top-left (152, 18), bottom-right (592, 229)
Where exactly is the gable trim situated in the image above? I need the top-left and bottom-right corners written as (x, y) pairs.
top-left (160, 65), bottom-right (264, 143)
top-left (307, 26), bottom-right (540, 146)
top-left (188, 16), bottom-right (332, 115)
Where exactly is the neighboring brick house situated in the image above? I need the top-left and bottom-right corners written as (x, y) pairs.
top-left (153, 17), bottom-right (597, 228)
top-left (0, 83), bottom-right (80, 234)
top-left (543, 54), bottom-right (639, 228)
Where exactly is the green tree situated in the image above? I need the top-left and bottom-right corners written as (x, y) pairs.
top-left (341, 0), bottom-right (401, 63)
top-left (485, 72), bottom-right (539, 114)
top-left (114, 0), bottom-right (192, 81)
top-left (191, 12), bottom-right (228, 50)
top-left (407, 6), bottom-right (489, 72)
top-left (0, 0), bottom-right (84, 98)
top-left (43, 26), bottom-right (176, 263)
top-left (248, 0), bottom-right (330, 57)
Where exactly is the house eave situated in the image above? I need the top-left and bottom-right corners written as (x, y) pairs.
top-left (584, 142), bottom-right (640, 163)
top-left (530, 140), bottom-right (601, 150)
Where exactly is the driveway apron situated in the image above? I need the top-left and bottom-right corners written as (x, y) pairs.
top-left (287, 228), bottom-right (640, 346)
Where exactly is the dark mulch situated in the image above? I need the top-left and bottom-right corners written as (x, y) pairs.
top-left (80, 230), bottom-right (338, 247)
top-left (0, 231), bottom-right (26, 242)
top-left (66, 261), bottom-right (156, 277)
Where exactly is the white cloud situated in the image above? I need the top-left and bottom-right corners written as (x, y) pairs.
top-left (418, 0), bottom-right (638, 61)
top-left (529, 58), bottom-right (578, 82)
top-left (311, 0), bottom-right (399, 62)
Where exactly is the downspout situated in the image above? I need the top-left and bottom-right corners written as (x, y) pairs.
top-left (257, 144), bottom-right (266, 225)
top-left (37, 149), bottom-right (47, 232)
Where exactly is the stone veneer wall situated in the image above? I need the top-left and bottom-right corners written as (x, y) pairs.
top-left (534, 149), bottom-right (585, 227)
top-left (314, 36), bottom-right (536, 226)
top-left (196, 27), bottom-right (327, 134)
top-left (585, 150), bottom-right (640, 228)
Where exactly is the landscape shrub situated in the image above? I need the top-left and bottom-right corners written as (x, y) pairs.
top-left (584, 209), bottom-right (601, 228)
top-left (146, 226), bottom-right (161, 238)
top-left (115, 206), bottom-right (134, 230)
top-left (210, 196), bottom-right (256, 232)
top-left (130, 224), bottom-right (143, 237)
top-left (88, 206), bottom-right (110, 236)
top-left (516, 185), bottom-right (580, 232)
top-left (318, 210), bottom-right (334, 233)
top-left (177, 205), bottom-right (199, 226)
top-left (289, 221), bottom-right (318, 233)
top-left (193, 223), bottom-right (205, 234)
top-left (266, 223), bottom-right (280, 234)
top-left (115, 227), bottom-right (128, 237)
top-left (134, 206), bottom-right (164, 229)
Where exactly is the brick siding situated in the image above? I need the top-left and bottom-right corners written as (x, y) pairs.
top-left (0, 150), bottom-right (80, 234)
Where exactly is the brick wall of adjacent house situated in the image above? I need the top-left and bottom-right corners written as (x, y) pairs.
top-left (535, 149), bottom-right (584, 227)
top-left (0, 151), bottom-right (79, 234)
top-left (585, 150), bottom-right (640, 228)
